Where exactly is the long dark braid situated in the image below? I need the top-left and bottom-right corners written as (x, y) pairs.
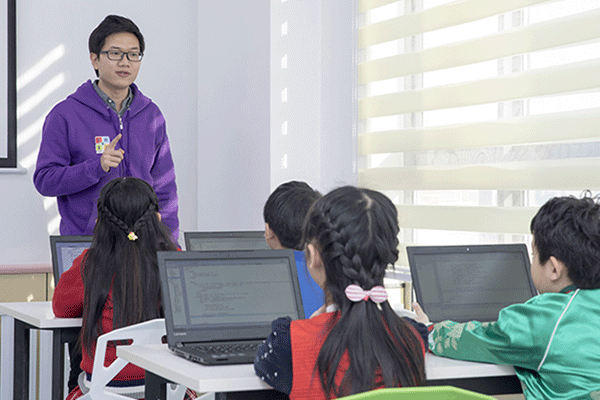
top-left (80, 177), bottom-right (178, 356)
top-left (98, 199), bottom-right (157, 240)
top-left (303, 186), bottom-right (425, 398)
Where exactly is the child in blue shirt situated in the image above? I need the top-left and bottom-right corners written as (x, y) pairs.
top-left (263, 180), bottom-right (324, 317)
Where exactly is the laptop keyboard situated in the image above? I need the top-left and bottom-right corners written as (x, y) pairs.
top-left (191, 342), bottom-right (260, 356)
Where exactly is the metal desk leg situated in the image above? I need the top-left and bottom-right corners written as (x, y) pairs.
top-left (145, 370), bottom-right (169, 400)
top-left (1, 315), bottom-right (15, 400)
top-left (51, 328), bottom-right (80, 400)
top-left (14, 319), bottom-right (30, 400)
top-left (39, 330), bottom-right (53, 400)
top-left (29, 329), bottom-right (38, 400)
top-left (51, 329), bottom-right (65, 400)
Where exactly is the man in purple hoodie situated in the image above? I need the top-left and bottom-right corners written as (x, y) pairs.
top-left (34, 15), bottom-right (179, 240)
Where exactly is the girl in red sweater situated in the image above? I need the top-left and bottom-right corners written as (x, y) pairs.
top-left (53, 177), bottom-right (195, 399)
top-left (254, 186), bottom-right (427, 399)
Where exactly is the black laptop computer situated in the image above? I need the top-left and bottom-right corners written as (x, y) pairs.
top-left (50, 235), bottom-right (93, 284)
top-left (158, 249), bottom-right (305, 365)
top-left (183, 230), bottom-right (271, 251)
top-left (407, 243), bottom-right (538, 323)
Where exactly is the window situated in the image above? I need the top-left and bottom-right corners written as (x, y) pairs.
top-left (357, 0), bottom-right (600, 267)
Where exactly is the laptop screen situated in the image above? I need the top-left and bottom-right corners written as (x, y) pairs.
top-left (184, 231), bottom-right (270, 251)
top-left (407, 244), bottom-right (537, 323)
top-left (50, 235), bottom-right (92, 284)
top-left (158, 250), bottom-right (304, 343)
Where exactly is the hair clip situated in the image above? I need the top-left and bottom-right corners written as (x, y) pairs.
top-left (127, 231), bottom-right (138, 241)
top-left (345, 284), bottom-right (388, 304)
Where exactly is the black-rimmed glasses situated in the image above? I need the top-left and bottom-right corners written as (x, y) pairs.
top-left (99, 50), bottom-right (144, 62)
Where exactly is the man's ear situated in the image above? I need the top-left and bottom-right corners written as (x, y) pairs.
top-left (156, 212), bottom-right (162, 222)
top-left (547, 256), bottom-right (569, 282)
top-left (265, 223), bottom-right (275, 239)
top-left (90, 52), bottom-right (99, 69)
top-left (264, 223), bottom-right (283, 249)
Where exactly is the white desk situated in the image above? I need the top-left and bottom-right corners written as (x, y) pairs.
top-left (117, 344), bottom-right (272, 396)
top-left (0, 301), bottom-right (81, 400)
top-left (425, 352), bottom-right (521, 393)
top-left (117, 344), bottom-right (522, 399)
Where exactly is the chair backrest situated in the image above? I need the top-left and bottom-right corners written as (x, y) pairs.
top-left (79, 318), bottom-right (186, 400)
top-left (338, 386), bottom-right (496, 399)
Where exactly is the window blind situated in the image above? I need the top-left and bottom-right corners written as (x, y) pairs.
top-left (357, 0), bottom-right (600, 265)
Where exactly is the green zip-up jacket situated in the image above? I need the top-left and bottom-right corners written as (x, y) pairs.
top-left (430, 286), bottom-right (600, 399)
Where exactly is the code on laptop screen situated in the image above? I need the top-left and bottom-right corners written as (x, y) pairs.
top-left (54, 242), bottom-right (91, 279)
top-left (165, 256), bottom-right (300, 328)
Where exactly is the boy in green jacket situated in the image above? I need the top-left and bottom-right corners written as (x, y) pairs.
top-left (415, 193), bottom-right (600, 400)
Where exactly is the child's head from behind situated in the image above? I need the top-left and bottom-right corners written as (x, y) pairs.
top-left (301, 186), bottom-right (425, 393)
top-left (263, 180), bottom-right (321, 250)
top-left (530, 192), bottom-right (600, 290)
top-left (302, 186), bottom-right (399, 307)
top-left (83, 177), bottom-right (175, 353)
top-left (95, 177), bottom-right (162, 244)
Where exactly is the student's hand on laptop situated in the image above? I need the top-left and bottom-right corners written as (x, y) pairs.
top-left (412, 302), bottom-right (430, 325)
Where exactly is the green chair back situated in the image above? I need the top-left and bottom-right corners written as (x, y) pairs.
top-left (338, 386), bottom-right (495, 399)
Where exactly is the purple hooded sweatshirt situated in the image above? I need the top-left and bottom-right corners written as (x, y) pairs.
top-left (33, 80), bottom-right (179, 240)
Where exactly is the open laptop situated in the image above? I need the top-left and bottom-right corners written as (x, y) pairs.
top-left (407, 244), bottom-right (537, 323)
top-left (158, 249), bottom-right (305, 365)
top-left (50, 235), bottom-right (93, 284)
top-left (184, 230), bottom-right (270, 251)
top-left (185, 231), bottom-right (323, 318)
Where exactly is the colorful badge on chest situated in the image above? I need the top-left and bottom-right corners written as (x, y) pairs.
top-left (95, 136), bottom-right (111, 154)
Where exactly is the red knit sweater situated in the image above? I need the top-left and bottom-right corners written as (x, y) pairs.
top-left (52, 250), bottom-right (146, 383)
top-left (289, 312), bottom-right (426, 399)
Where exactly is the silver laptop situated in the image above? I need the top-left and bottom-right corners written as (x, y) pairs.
top-left (183, 230), bottom-right (270, 251)
top-left (50, 235), bottom-right (92, 284)
top-left (158, 249), bottom-right (305, 365)
top-left (407, 244), bottom-right (537, 323)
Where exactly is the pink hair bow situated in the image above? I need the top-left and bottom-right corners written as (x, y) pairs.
top-left (345, 284), bottom-right (388, 304)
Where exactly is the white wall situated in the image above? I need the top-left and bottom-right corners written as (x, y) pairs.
top-left (196, 1), bottom-right (271, 232)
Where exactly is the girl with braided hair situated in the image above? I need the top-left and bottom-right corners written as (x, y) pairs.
top-left (254, 186), bottom-right (427, 399)
top-left (53, 177), bottom-right (196, 399)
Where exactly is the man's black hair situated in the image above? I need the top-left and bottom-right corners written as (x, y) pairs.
top-left (263, 181), bottom-right (321, 250)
